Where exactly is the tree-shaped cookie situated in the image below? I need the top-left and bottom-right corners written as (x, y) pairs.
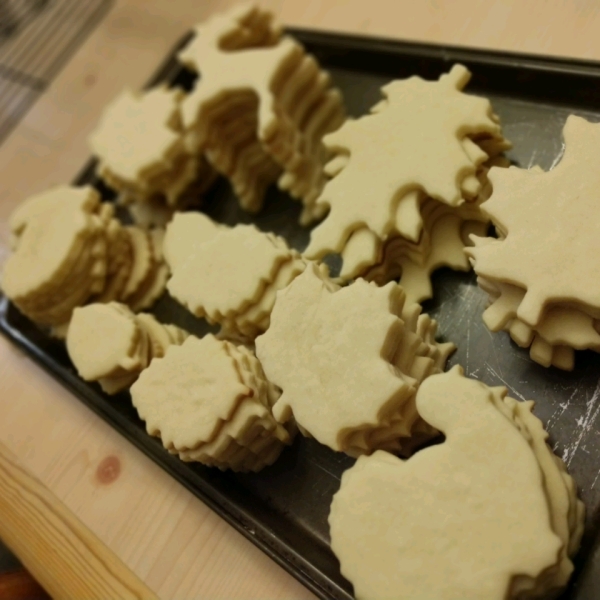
top-left (468, 115), bottom-right (600, 369)
top-left (255, 264), bottom-right (454, 455)
top-left (178, 3), bottom-right (345, 219)
top-left (329, 366), bottom-right (584, 599)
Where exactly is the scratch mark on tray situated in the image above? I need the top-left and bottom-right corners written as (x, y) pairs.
top-left (563, 377), bottom-right (600, 467)
top-left (592, 467), bottom-right (600, 489)
top-left (549, 142), bottom-right (565, 170)
top-left (466, 324), bottom-right (471, 372)
top-left (484, 364), bottom-right (526, 399)
top-left (308, 457), bottom-right (342, 481)
top-left (547, 385), bottom-right (581, 428)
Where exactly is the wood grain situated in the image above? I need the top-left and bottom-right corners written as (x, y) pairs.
top-left (2, 1), bottom-right (600, 599)
top-left (0, 441), bottom-right (157, 600)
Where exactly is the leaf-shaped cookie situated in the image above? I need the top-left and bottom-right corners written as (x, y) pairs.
top-left (178, 3), bottom-right (344, 219)
top-left (305, 64), bottom-right (505, 259)
top-left (469, 115), bottom-right (600, 327)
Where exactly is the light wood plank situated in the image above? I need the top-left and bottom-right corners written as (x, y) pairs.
top-left (0, 440), bottom-right (157, 600)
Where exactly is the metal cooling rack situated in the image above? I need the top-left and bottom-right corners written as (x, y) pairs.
top-left (0, 0), bottom-right (112, 142)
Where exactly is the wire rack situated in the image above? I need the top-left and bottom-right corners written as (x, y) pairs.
top-left (0, 0), bottom-right (113, 143)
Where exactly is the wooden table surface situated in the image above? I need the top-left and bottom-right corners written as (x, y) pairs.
top-left (2, 0), bottom-right (600, 597)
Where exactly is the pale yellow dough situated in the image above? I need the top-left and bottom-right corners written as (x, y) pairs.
top-left (130, 334), bottom-right (293, 471)
top-left (178, 3), bottom-right (345, 220)
top-left (167, 222), bottom-right (309, 339)
top-left (468, 115), bottom-right (600, 369)
top-left (305, 64), bottom-right (506, 260)
top-left (329, 367), bottom-right (584, 600)
top-left (90, 87), bottom-right (182, 184)
top-left (163, 212), bottom-right (222, 271)
top-left (255, 264), bottom-right (454, 455)
top-left (66, 302), bottom-right (188, 394)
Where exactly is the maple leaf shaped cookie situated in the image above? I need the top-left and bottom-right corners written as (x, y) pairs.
top-left (329, 366), bottom-right (583, 600)
top-left (305, 64), bottom-right (505, 259)
top-left (469, 115), bottom-right (600, 327)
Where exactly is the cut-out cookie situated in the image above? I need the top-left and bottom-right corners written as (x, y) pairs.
top-left (305, 65), bottom-right (508, 260)
top-left (360, 196), bottom-right (489, 304)
top-left (329, 366), bottom-right (584, 600)
top-left (167, 223), bottom-right (309, 338)
top-left (3, 186), bottom-right (108, 326)
top-left (178, 3), bottom-right (345, 220)
top-left (90, 86), bottom-right (217, 210)
top-left (3, 185), bottom-right (169, 331)
top-left (255, 264), bottom-right (454, 456)
top-left (163, 212), bottom-right (223, 271)
top-left (67, 302), bottom-right (188, 394)
top-left (468, 115), bottom-right (600, 368)
top-left (130, 335), bottom-right (293, 471)
top-left (476, 275), bottom-right (600, 371)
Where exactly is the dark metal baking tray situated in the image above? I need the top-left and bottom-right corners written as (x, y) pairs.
top-left (2, 27), bottom-right (600, 600)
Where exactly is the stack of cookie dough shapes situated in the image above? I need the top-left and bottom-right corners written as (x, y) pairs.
top-left (130, 335), bottom-right (293, 472)
top-left (177, 3), bottom-right (345, 222)
top-left (67, 302), bottom-right (188, 394)
top-left (304, 64), bottom-right (511, 304)
top-left (255, 263), bottom-right (455, 457)
top-left (111, 225), bottom-right (169, 313)
top-left (467, 115), bottom-right (600, 370)
top-left (329, 366), bottom-right (584, 600)
top-left (166, 219), bottom-right (314, 340)
top-left (89, 85), bottom-right (217, 225)
top-left (4, 186), bottom-right (110, 327)
top-left (2, 185), bottom-right (170, 334)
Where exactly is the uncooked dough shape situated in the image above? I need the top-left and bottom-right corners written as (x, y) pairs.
top-left (469, 115), bottom-right (600, 326)
top-left (256, 264), bottom-right (451, 453)
top-left (163, 212), bottom-right (222, 271)
top-left (178, 3), bottom-right (344, 220)
top-left (329, 366), bottom-right (564, 600)
top-left (305, 64), bottom-right (503, 259)
top-left (167, 224), bottom-right (292, 320)
top-left (90, 87), bottom-right (183, 184)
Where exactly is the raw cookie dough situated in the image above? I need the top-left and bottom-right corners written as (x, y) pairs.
top-left (303, 65), bottom-right (509, 301)
top-left (167, 222), bottom-right (311, 339)
top-left (178, 3), bottom-right (345, 220)
top-left (467, 115), bottom-right (600, 369)
top-left (255, 264), bottom-right (454, 456)
top-left (67, 302), bottom-right (188, 394)
top-left (3, 186), bottom-right (108, 326)
top-left (89, 85), bottom-right (216, 214)
top-left (2, 185), bottom-right (169, 330)
top-left (163, 212), bottom-right (223, 271)
top-left (329, 366), bottom-right (584, 600)
top-left (130, 334), bottom-right (293, 472)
